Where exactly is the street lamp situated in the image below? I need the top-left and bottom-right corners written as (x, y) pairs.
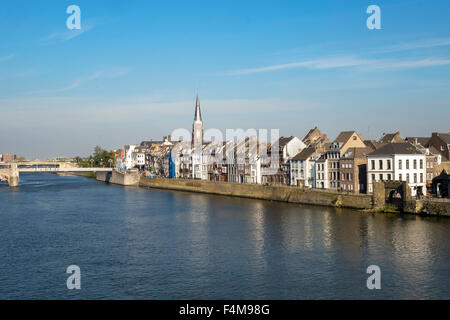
top-left (108, 159), bottom-right (112, 168)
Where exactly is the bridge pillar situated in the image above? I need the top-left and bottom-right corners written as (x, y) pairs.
top-left (8, 163), bottom-right (19, 187)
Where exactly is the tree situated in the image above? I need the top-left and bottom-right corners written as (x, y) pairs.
top-left (75, 146), bottom-right (115, 168)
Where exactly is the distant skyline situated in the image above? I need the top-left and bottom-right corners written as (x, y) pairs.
top-left (1, 0), bottom-right (450, 159)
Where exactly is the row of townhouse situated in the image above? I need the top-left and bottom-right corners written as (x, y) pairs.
top-left (119, 95), bottom-right (449, 197)
top-left (120, 131), bottom-right (448, 198)
top-left (309, 131), bottom-right (449, 197)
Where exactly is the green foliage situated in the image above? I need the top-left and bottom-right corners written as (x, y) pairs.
top-left (332, 196), bottom-right (343, 207)
top-left (75, 146), bottom-right (115, 168)
top-left (383, 203), bottom-right (399, 213)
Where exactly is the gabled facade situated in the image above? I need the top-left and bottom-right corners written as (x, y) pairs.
top-left (367, 143), bottom-right (426, 197)
top-left (327, 131), bottom-right (366, 191)
top-left (340, 147), bottom-right (372, 193)
top-left (302, 127), bottom-right (329, 148)
top-left (261, 136), bottom-right (306, 185)
top-left (290, 147), bottom-right (322, 188)
top-left (315, 155), bottom-right (328, 189)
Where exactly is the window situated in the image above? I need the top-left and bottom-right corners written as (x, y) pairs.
top-left (387, 160), bottom-right (391, 170)
top-left (413, 159), bottom-right (417, 170)
top-left (372, 174), bottom-right (375, 182)
top-left (420, 173), bottom-right (423, 183)
top-left (379, 174), bottom-right (383, 181)
top-left (398, 159), bottom-right (402, 170)
top-left (414, 173), bottom-right (417, 183)
top-left (420, 159), bottom-right (423, 169)
top-left (399, 174), bottom-right (402, 181)
top-left (371, 160), bottom-right (375, 170)
top-left (387, 174), bottom-right (391, 180)
top-left (379, 160), bottom-right (383, 170)
top-left (406, 160), bottom-right (409, 170)
top-left (406, 173), bottom-right (410, 183)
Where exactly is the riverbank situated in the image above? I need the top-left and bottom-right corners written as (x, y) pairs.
top-left (139, 176), bottom-right (373, 210)
top-left (91, 172), bottom-right (450, 216)
top-left (137, 176), bottom-right (450, 216)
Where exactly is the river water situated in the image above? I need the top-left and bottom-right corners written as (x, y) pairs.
top-left (0, 173), bottom-right (449, 299)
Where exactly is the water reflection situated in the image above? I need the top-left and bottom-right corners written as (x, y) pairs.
top-left (0, 175), bottom-right (449, 299)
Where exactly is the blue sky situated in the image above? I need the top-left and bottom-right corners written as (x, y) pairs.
top-left (1, 0), bottom-right (449, 158)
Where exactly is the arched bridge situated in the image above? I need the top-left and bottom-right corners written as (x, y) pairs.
top-left (0, 163), bottom-right (112, 187)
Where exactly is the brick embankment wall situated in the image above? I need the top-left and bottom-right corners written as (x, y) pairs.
top-left (139, 177), bottom-right (373, 210)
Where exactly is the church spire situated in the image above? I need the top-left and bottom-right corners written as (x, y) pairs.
top-left (194, 93), bottom-right (202, 122)
top-left (192, 93), bottom-right (204, 148)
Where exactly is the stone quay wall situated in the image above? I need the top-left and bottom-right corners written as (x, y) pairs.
top-left (404, 199), bottom-right (450, 217)
top-left (96, 170), bottom-right (139, 186)
top-left (139, 177), bottom-right (373, 210)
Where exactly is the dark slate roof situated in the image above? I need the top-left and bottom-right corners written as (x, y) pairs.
top-left (436, 133), bottom-right (450, 144)
top-left (291, 147), bottom-right (315, 161)
top-left (368, 142), bottom-right (423, 156)
top-left (379, 132), bottom-right (403, 144)
top-left (405, 137), bottom-right (430, 146)
top-left (429, 145), bottom-right (440, 155)
top-left (364, 140), bottom-right (379, 150)
top-left (302, 127), bottom-right (318, 141)
top-left (278, 136), bottom-right (295, 148)
top-left (140, 141), bottom-right (163, 146)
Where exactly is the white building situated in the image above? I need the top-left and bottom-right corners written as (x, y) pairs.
top-left (290, 147), bottom-right (322, 187)
top-left (367, 143), bottom-right (426, 197)
top-left (124, 145), bottom-right (137, 169)
top-left (315, 154), bottom-right (328, 189)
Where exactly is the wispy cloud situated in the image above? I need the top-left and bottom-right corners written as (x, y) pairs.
top-left (0, 54), bottom-right (15, 63)
top-left (381, 37), bottom-right (450, 53)
top-left (41, 24), bottom-right (94, 43)
top-left (27, 67), bottom-right (131, 95)
top-left (230, 57), bottom-right (374, 75)
top-left (230, 56), bottom-right (450, 75)
top-left (29, 71), bottom-right (102, 95)
top-left (364, 58), bottom-right (450, 70)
